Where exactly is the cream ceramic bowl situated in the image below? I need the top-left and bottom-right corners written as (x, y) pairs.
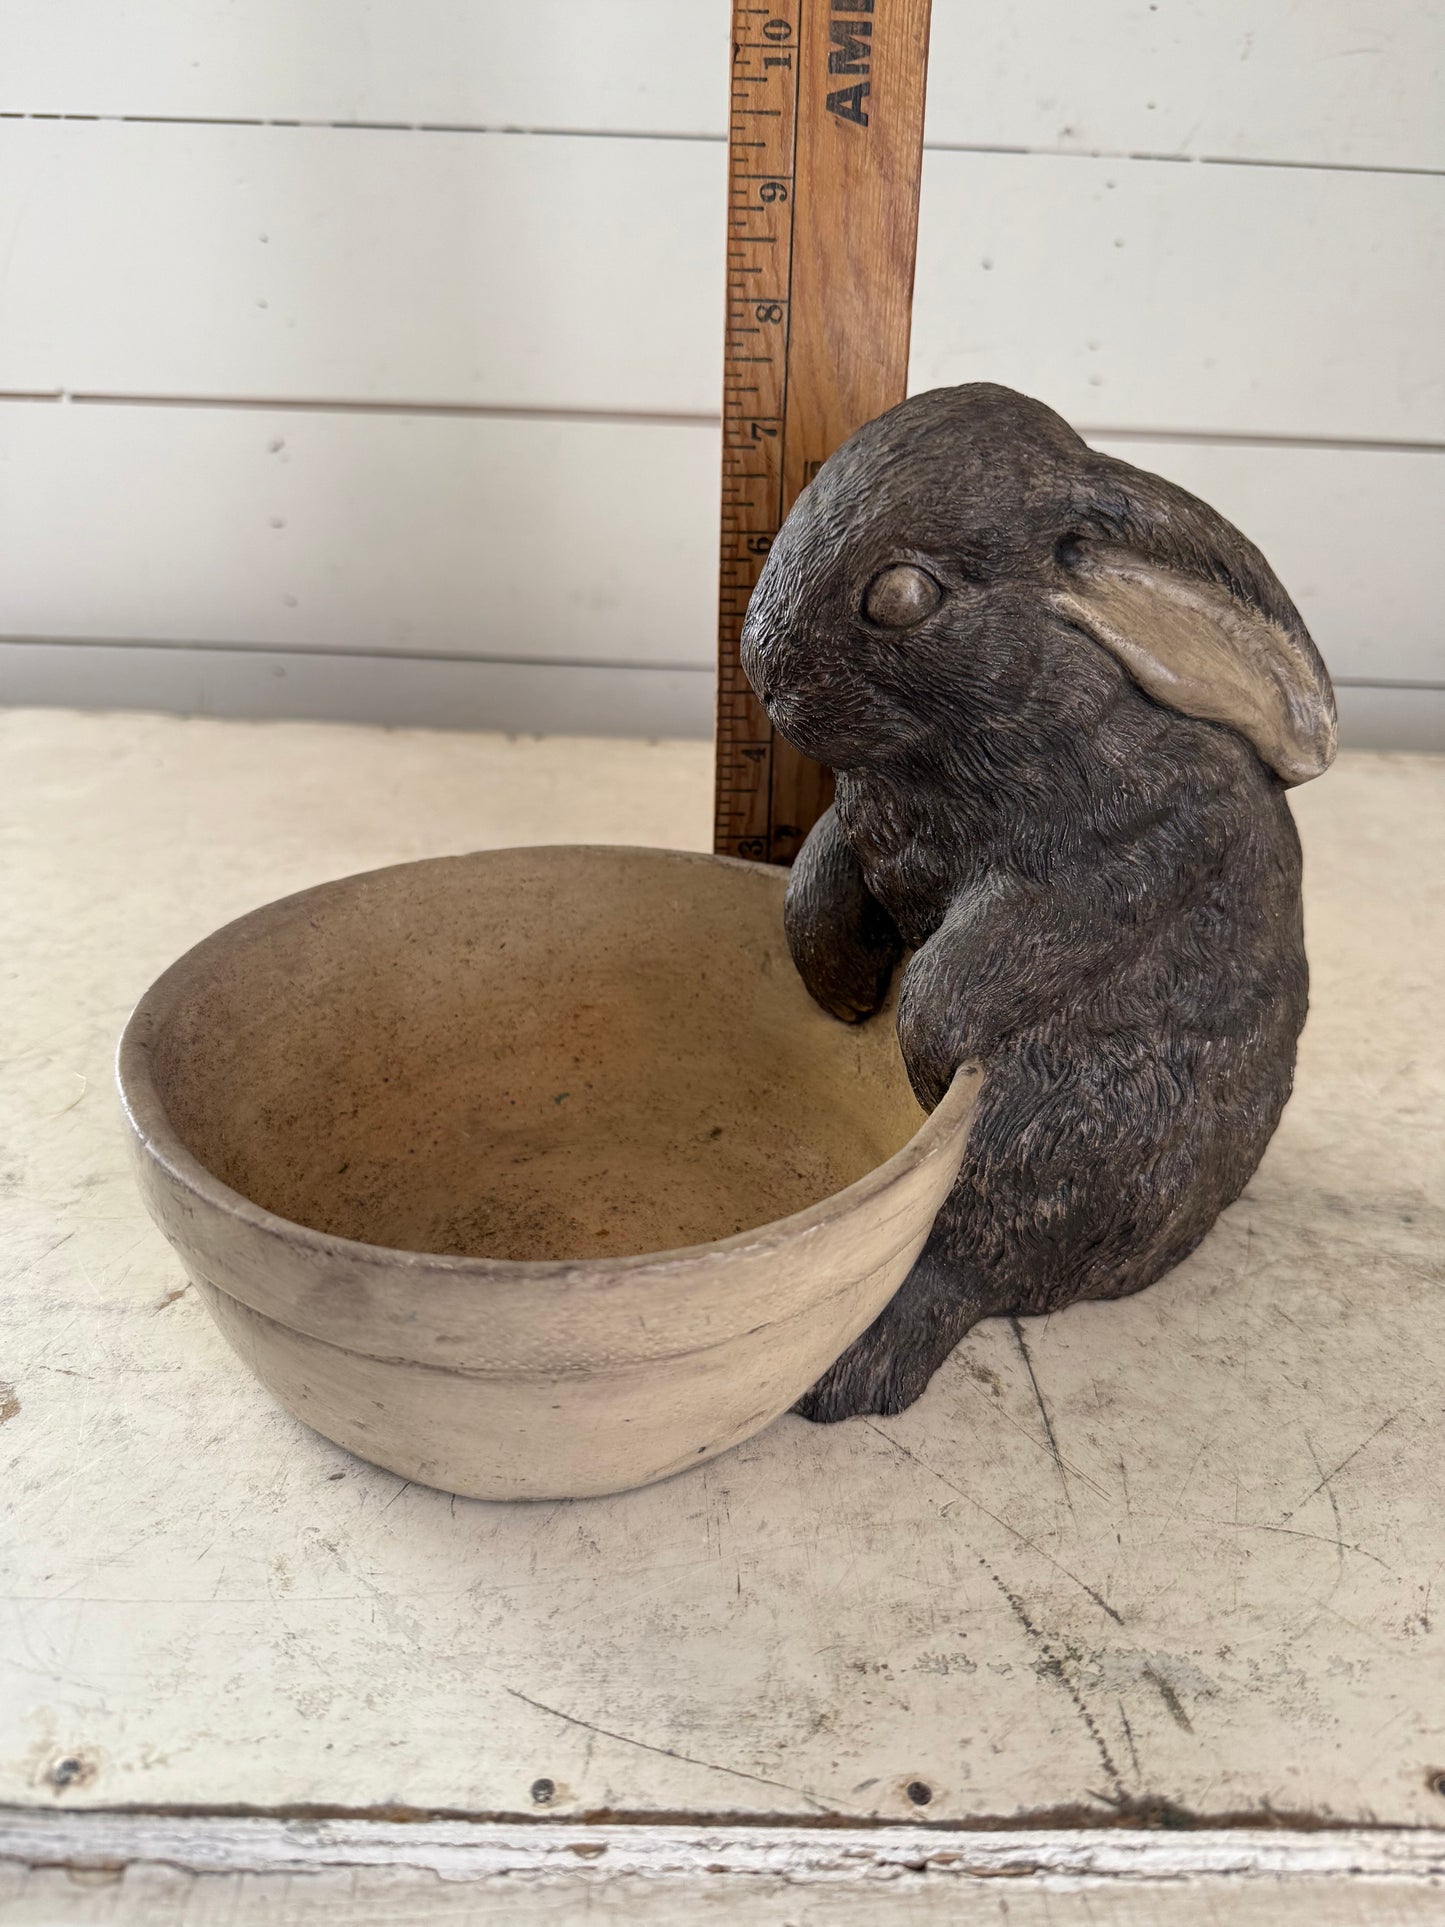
top-left (118, 846), bottom-right (979, 1499)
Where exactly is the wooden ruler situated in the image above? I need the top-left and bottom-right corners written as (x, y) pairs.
top-left (714, 0), bottom-right (932, 864)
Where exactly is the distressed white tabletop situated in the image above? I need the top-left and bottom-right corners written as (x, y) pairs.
top-left (2, 711), bottom-right (1442, 1835)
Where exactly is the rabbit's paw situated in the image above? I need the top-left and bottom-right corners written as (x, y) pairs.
top-left (792, 1336), bottom-right (934, 1423)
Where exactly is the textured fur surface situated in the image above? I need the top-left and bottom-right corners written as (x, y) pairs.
top-left (739, 384), bottom-right (1335, 1421)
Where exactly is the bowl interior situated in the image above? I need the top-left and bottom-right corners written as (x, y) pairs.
top-left (141, 847), bottom-right (925, 1261)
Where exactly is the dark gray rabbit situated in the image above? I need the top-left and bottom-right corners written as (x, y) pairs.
top-left (740, 383), bottom-right (1336, 1421)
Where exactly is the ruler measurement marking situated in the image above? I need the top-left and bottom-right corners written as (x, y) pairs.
top-left (715, 0), bottom-right (930, 864)
top-left (714, 0), bottom-right (804, 859)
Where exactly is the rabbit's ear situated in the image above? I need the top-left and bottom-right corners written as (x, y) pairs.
top-left (1051, 542), bottom-right (1337, 785)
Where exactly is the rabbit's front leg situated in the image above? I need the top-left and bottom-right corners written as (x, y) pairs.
top-left (793, 1229), bottom-right (993, 1420)
top-left (784, 805), bottom-right (903, 1023)
top-left (795, 900), bottom-right (1000, 1422)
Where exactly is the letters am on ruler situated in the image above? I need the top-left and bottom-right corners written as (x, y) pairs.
top-left (715, 0), bottom-right (932, 865)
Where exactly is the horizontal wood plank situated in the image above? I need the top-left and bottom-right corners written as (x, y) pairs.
top-left (0, 1), bottom-right (733, 139)
top-left (1, 1), bottom-right (1440, 170)
top-left (0, 404), bottom-right (718, 668)
top-left (0, 123), bottom-right (1439, 439)
top-left (926, 0), bottom-right (1445, 171)
top-left (0, 123), bottom-right (724, 420)
top-left (3, 1815), bottom-right (1445, 1925)
top-left (0, 641), bottom-right (712, 739)
top-left (1, 405), bottom-right (1439, 692)
top-left (909, 155), bottom-right (1445, 443)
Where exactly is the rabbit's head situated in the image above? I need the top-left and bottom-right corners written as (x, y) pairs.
top-left (740, 384), bottom-right (1336, 785)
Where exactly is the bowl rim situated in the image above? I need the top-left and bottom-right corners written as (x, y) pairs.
top-left (116, 843), bottom-right (981, 1287)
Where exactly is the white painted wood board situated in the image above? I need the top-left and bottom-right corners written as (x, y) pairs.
top-left (3, 1815), bottom-right (1445, 1923)
top-left (2, 1), bottom-right (1440, 171)
top-left (924, 0), bottom-right (1445, 171)
top-left (0, 0), bottom-right (735, 137)
top-left (3, 1863), bottom-right (1444, 1924)
top-left (907, 153), bottom-right (1445, 444)
top-left (1, 123), bottom-right (1439, 440)
top-left (0, 123), bottom-right (723, 418)
top-left (0, 405), bottom-right (718, 667)
top-left (1, 0), bottom-right (1438, 748)
top-left (1, 403), bottom-right (1439, 687)
top-left (2, 712), bottom-right (1442, 1829)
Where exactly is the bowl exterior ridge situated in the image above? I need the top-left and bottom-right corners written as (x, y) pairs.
top-left (123, 1049), bottom-right (979, 1374)
top-left (197, 1275), bottom-right (881, 1499)
top-left (134, 1076), bottom-right (973, 1378)
top-left (190, 1158), bottom-right (961, 1499)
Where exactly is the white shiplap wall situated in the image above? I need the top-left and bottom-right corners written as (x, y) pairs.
top-left (0, 1), bottom-right (1441, 744)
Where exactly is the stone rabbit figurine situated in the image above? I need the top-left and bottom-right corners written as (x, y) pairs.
top-left (740, 383), bottom-right (1336, 1421)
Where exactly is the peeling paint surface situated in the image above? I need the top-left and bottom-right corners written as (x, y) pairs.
top-left (1, 711), bottom-right (1442, 1825)
top-left (3, 1815), bottom-right (1445, 1924)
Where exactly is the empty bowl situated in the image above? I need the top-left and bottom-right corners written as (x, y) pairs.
top-left (118, 846), bottom-right (979, 1498)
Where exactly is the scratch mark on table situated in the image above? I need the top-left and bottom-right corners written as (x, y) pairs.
top-left (1302, 1431), bottom-right (1350, 1611)
top-left (971, 1379), bottom-right (1111, 1501)
top-left (496, 1684), bottom-right (832, 1811)
top-left (1117, 1699), bottom-right (1141, 1781)
top-left (1141, 1664), bottom-right (1194, 1733)
top-left (974, 1556), bottom-right (1126, 1803)
top-left (17, 1230), bottom-right (77, 1281)
top-left (1009, 1317), bottom-right (1074, 1514)
top-left (1193, 1515), bottom-right (1392, 1571)
top-left (1155, 1434), bottom-right (1212, 1541)
top-left (863, 1421), bottom-right (1124, 1626)
top-left (1280, 1413), bottom-right (1400, 1524)
top-left (1307, 1434), bottom-right (1345, 1549)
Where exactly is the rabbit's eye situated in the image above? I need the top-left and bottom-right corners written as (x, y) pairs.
top-left (864, 564), bottom-right (943, 628)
